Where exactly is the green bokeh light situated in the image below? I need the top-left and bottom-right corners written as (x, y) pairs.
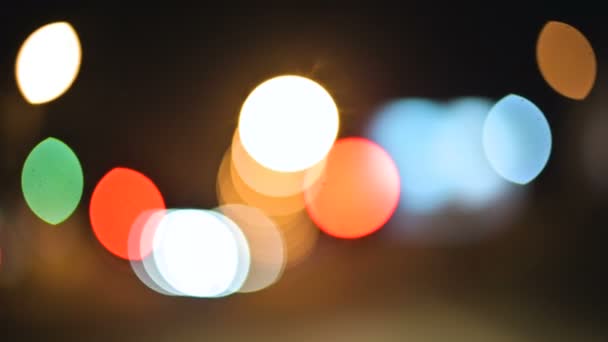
top-left (21, 137), bottom-right (83, 225)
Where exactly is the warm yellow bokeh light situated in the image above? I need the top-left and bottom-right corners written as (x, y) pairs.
top-left (231, 130), bottom-right (326, 197)
top-left (15, 22), bottom-right (82, 104)
top-left (216, 147), bottom-right (307, 217)
top-left (536, 21), bottom-right (596, 100)
top-left (238, 75), bottom-right (340, 173)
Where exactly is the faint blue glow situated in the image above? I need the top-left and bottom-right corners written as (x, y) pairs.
top-left (483, 94), bottom-right (552, 184)
top-left (366, 99), bottom-right (452, 214)
top-left (431, 98), bottom-right (510, 209)
top-left (152, 209), bottom-right (247, 298)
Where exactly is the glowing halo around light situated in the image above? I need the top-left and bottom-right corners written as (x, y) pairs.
top-left (151, 209), bottom-right (250, 298)
top-left (15, 21), bottom-right (82, 104)
top-left (238, 75), bottom-right (340, 173)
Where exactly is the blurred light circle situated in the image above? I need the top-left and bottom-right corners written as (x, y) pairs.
top-left (537, 21), bottom-right (596, 100)
top-left (21, 137), bottom-right (83, 225)
top-left (217, 146), bottom-right (307, 216)
top-left (152, 209), bottom-right (248, 298)
top-left (89, 167), bottom-right (165, 260)
top-left (231, 130), bottom-right (326, 197)
top-left (430, 98), bottom-right (509, 209)
top-left (15, 21), bottom-right (82, 104)
top-left (304, 137), bottom-right (400, 239)
top-left (366, 99), bottom-right (451, 214)
top-left (216, 204), bottom-right (285, 293)
top-left (483, 94), bottom-right (552, 185)
top-left (238, 75), bottom-right (339, 173)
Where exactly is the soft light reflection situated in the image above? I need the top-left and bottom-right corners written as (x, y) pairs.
top-left (238, 75), bottom-right (340, 173)
top-left (537, 21), bottom-right (596, 100)
top-left (483, 94), bottom-right (552, 185)
top-left (152, 209), bottom-right (249, 298)
top-left (304, 137), bottom-right (400, 239)
top-left (21, 137), bottom-right (83, 225)
top-left (216, 204), bottom-right (285, 293)
top-left (15, 22), bottom-right (82, 104)
top-left (89, 167), bottom-right (166, 260)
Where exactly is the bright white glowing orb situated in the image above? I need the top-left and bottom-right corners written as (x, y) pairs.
top-left (15, 22), bottom-right (82, 104)
top-left (152, 209), bottom-right (248, 298)
top-left (238, 75), bottom-right (340, 172)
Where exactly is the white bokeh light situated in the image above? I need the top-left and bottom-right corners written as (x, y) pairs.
top-left (152, 209), bottom-right (248, 298)
top-left (238, 75), bottom-right (340, 172)
top-left (15, 21), bottom-right (82, 104)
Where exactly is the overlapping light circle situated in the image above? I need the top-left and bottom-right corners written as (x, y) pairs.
top-left (151, 209), bottom-right (248, 298)
top-left (216, 204), bottom-right (286, 293)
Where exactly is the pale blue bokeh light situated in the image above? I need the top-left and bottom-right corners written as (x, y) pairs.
top-left (431, 98), bottom-right (510, 208)
top-left (483, 94), bottom-right (552, 185)
top-left (367, 99), bottom-right (452, 214)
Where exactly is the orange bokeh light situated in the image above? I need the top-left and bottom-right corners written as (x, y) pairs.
top-left (89, 167), bottom-right (166, 260)
top-left (304, 137), bottom-right (400, 239)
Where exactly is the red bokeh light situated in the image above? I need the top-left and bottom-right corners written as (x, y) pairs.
top-left (89, 167), bottom-right (165, 260)
top-left (304, 137), bottom-right (400, 239)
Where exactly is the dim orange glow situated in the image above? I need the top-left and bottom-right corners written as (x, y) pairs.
top-left (217, 147), bottom-right (306, 217)
top-left (304, 137), bottom-right (400, 239)
top-left (536, 21), bottom-right (597, 100)
top-left (89, 167), bottom-right (166, 260)
top-left (217, 149), bottom-right (319, 267)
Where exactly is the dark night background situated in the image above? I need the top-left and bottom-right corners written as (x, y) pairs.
top-left (1, 4), bottom-right (607, 341)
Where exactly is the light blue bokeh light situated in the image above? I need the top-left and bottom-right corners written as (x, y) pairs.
top-left (431, 98), bottom-right (510, 209)
top-left (367, 99), bottom-right (452, 214)
top-left (367, 97), bottom-right (511, 215)
top-left (482, 94), bottom-right (552, 185)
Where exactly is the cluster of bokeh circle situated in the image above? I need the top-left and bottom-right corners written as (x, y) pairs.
top-left (5, 19), bottom-right (598, 297)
